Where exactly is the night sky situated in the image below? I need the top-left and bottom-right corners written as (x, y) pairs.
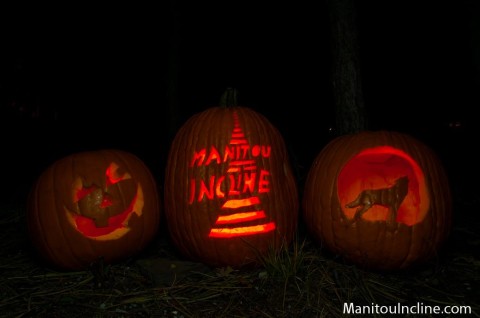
top-left (1, 1), bottom-right (479, 205)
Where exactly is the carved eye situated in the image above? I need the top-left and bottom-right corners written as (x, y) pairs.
top-left (105, 162), bottom-right (131, 186)
top-left (74, 184), bottom-right (97, 202)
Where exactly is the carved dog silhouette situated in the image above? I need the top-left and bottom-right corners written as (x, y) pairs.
top-left (345, 176), bottom-right (409, 229)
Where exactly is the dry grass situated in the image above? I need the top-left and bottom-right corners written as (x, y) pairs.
top-left (1, 201), bottom-right (479, 318)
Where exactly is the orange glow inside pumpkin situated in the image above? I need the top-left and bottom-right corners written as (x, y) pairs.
top-left (209, 195), bottom-right (276, 237)
top-left (188, 111), bottom-right (276, 238)
top-left (215, 210), bottom-right (267, 224)
top-left (338, 146), bottom-right (429, 226)
top-left (209, 222), bottom-right (276, 238)
top-left (66, 162), bottom-right (144, 240)
top-left (73, 162), bottom-right (131, 202)
top-left (71, 192), bottom-right (138, 237)
top-left (106, 162), bottom-right (131, 186)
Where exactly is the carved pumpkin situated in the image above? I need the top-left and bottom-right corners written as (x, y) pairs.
top-left (302, 130), bottom-right (452, 271)
top-left (27, 149), bottom-right (161, 270)
top-left (164, 105), bottom-right (298, 268)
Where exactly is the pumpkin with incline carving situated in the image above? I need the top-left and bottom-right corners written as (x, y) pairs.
top-left (164, 103), bottom-right (298, 268)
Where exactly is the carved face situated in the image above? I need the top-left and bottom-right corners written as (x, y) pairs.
top-left (27, 149), bottom-right (160, 270)
top-left (65, 162), bottom-right (144, 240)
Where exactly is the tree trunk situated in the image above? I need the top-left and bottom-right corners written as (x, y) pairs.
top-left (167, 0), bottom-right (180, 141)
top-left (327, 0), bottom-right (368, 136)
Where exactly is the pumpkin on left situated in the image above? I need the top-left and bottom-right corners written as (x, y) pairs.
top-left (27, 149), bottom-right (161, 270)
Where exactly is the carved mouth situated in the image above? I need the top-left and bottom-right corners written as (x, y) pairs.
top-left (65, 184), bottom-right (144, 240)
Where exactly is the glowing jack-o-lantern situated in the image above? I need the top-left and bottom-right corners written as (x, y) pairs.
top-left (302, 131), bottom-right (452, 271)
top-left (27, 149), bottom-right (160, 270)
top-left (164, 106), bottom-right (298, 268)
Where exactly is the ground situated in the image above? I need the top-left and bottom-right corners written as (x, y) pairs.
top-left (0, 187), bottom-right (479, 318)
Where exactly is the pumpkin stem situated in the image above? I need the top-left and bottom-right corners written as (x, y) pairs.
top-left (219, 87), bottom-right (239, 108)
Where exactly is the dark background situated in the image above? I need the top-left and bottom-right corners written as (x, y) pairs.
top-left (1, 0), bottom-right (479, 207)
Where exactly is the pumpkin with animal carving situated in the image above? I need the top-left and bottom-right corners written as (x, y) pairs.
top-left (27, 149), bottom-right (161, 270)
top-left (302, 130), bottom-right (452, 270)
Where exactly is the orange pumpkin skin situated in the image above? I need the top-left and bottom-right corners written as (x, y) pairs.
top-left (27, 149), bottom-right (161, 270)
top-left (302, 131), bottom-right (452, 271)
top-left (164, 106), bottom-right (298, 268)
